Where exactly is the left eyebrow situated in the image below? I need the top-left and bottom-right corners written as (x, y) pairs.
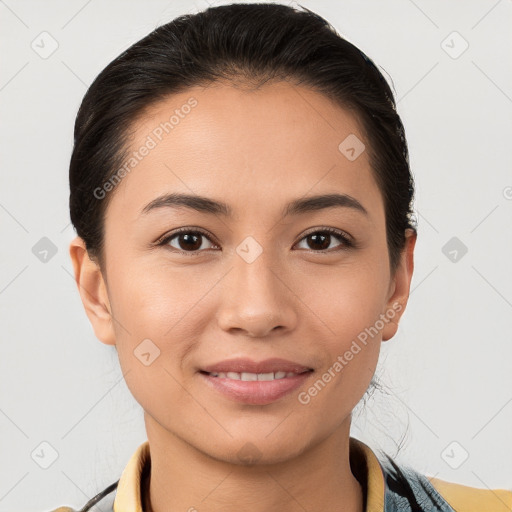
top-left (283, 193), bottom-right (368, 217)
top-left (139, 192), bottom-right (368, 218)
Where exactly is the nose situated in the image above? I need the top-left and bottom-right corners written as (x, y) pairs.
top-left (216, 248), bottom-right (298, 338)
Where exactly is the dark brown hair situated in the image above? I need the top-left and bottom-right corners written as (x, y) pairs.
top-left (69, 2), bottom-right (416, 272)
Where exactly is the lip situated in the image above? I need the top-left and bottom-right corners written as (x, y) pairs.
top-left (199, 370), bottom-right (314, 405)
top-left (200, 357), bottom-right (314, 374)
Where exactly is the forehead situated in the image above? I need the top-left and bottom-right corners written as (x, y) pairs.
top-left (108, 81), bottom-right (383, 222)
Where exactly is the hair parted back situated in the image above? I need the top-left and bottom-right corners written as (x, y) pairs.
top-left (69, 2), bottom-right (416, 272)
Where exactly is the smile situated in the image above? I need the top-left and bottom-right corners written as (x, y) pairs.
top-left (199, 369), bottom-right (314, 405)
top-left (204, 370), bottom-right (311, 380)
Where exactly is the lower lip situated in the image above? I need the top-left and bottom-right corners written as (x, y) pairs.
top-left (199, 371), bottom-right (313, 405)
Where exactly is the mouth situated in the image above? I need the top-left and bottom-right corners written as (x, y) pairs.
top-left (199, 357), bottom-right (314, 375)
top-left (198, 369), bottom-right (314, 405)
top-left (199, 369), bottom-right (313, 380)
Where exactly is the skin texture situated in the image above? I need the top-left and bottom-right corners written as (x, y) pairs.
top-left (69, 81), bottom-right (416, 512)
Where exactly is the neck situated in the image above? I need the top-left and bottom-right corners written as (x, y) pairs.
top-left (142, 413), bottom-right (364, 512)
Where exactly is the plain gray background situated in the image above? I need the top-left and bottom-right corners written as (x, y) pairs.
top-left (1, 0), bottom-right (511, 510)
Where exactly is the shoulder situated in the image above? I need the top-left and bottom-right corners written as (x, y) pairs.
top-left (429, 476), bottom-right (512, 512)
top-left (379, 452), bottom-right (511, 511)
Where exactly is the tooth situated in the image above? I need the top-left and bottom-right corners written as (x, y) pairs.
top-left (210, 371), bottom-right (301, 381)
top-left (241, 372), bottom-right (258, 381)
top-left (258, 372), bottom-right (274, 381)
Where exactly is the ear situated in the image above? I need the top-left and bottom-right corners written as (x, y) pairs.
top-left (381, 228), bottom-right (417, 342)
top-left (69, 236), bottom-right (116, 346)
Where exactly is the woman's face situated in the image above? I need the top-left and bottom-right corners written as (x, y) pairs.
top-left (71, 81), bottom-right (414, 464)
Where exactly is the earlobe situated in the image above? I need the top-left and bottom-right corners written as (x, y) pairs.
top-left (69, 236), bottom-right (116, 346)
top-left (382, 229), bottom-right (417, 342)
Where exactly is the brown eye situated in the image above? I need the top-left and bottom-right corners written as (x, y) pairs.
top-left (306, 232), bottom-right (331, 251)
top-left (295, 228), bottom-right (352, 252)
top-left (174, 232), bottom-right (203, 251)
top-left (159, 229), bottom-right (217, 254)
top-left (157, 227), bottom-right (352, 256)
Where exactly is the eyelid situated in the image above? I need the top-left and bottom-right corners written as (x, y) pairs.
top-left (154, 226), bottom-right (217, 246)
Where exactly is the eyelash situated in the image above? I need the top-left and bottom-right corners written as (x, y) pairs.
top-left (155, 226), bottom-right (354, 256)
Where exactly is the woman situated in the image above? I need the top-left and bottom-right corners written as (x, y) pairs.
top-left (55, 3), bottom-right (511, 511)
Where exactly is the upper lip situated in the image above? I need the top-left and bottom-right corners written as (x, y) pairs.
top-left (200, 358), bottom-right (314, 374)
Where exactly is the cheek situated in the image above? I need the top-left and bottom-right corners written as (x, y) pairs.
top-left (109, 267), bottom-right (206, 421)
top-left (295, 278), bottom-right (384, 422)
top-left (297, 258), bottom-right (387, 388)
top-left (109, 254), bottom-right (209, 334)
top-left (299, 257), bottom-right (389, 339)
top-left (107, 262), bottom-right (205, 381)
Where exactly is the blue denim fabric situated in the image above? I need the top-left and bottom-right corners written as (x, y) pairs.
top-left (379, 454), bottom-right (456, 512)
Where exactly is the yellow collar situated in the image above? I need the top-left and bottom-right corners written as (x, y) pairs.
top-left (113, 437), bottom-right (386, 512)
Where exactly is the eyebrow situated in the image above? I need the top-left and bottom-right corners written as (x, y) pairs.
top-left (140, 192), bottom-right (368, 218)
